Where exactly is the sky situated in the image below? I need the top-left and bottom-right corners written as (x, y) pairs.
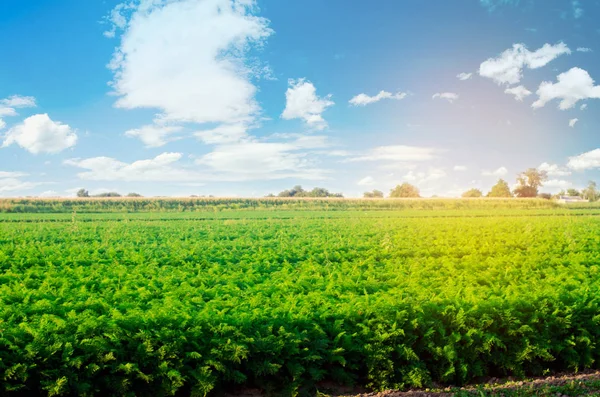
top-left (0, 0), bottom-right (599, 198)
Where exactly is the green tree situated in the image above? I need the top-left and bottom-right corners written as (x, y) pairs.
top-left (513, 168), bottom-right (548, 197)
top-left (389, 183), bottom-right (420, 198)
top-left (462, 188), bottom-right (483, 198)
top-left (363, 190), bottom-right (384, 198)
top-left (487, 179), bottom-right (513, 197)
top-left (567, 188), bottom-right (581, 197)
top-left (127, 193), bottom-right (143, 197)
top-left (76, 188), bottom-right (89, 198)
top-left (582, 181), bottom-right (598, 201)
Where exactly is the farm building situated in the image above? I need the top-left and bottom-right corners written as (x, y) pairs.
top-left (557, 196), bottom-right (588, 203)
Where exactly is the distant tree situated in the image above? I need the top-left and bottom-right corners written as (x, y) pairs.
top-left (462, 188), bottom-right (483, 198)
top-left (363, 190), bottom-right (384, 198)
top-left (487, 179), bottom-right (513, 198)
top-left (582, 181), bottom-right (598, 201)
top-left (567, 188), bottom-right (581, 197)
top-left (76, 188), bottom-right (89, 198)
top-left (275, 185), bottom-right (343, 198)
top-left (389, 183), bottom-right (420, 198)
top-left (126, 192), bottom-right (142, 197)
top-left (513, 168), bottom-right (548, 197)
top-left (278, 185), bottom-right (305, 197)
top-left (537, 193), bottom-right (552, 200)
top-left (94, 192), bottom-right (122, 197)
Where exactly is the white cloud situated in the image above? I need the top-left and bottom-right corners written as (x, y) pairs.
top-left (125, 124), bottom-right (184, 147)
top-left (432, 92), bottom-right (459, 103)
top-left (194, 123), bottom-right (248, 144)
top-left (581, 104), bottom-right (588, 110)
top-left (532, 67), bottom-right (600, 110)
top-left (357, 176), bottom-right (375, 186)
top-left (482, 166), bottom-right (508, 176)
top-left (0, 178), bottom-right (39, 193)
top-left (0, 95), bottom-right (37, 130)
top-left (456, 72), bottom-right (473, 81)
top-left (196, 141), bottom-right (328, 180)
top-left (66, 134), bottom-right (331, 182)
top-left (3, 114), bottom-right (77, 154)
top-left (538, 162), bottom-right (571, 176)
top-left (0, 171), bottom-right (27, 178)
top-left (349, 90), bottom-right (407, 106)
top-left (567, 149), bottom-right (600, 170)
top-left (106, 0), bottom-right (272, 129)
top-left (504, 85), bottom-right (532, 101)
top-left (65, 152), bottom-right (203, 182)
top-left (569, 118), bottom-right (578, 128)
top-left (479, 42), bottom-right (570, 85)
top-left (577, 47), bottom-right (592, 53)
top-left (281, 78), bottom-right (334, 130)
top-left (453, 165), bottom-right (467, 171)
top-left (38, 190), bottom-right (60, 198)
top-left (1, 95), bottom-right (36, 108)
top-left (403, 168), bottom-right (446, 185)
top-left (348, 145), bottom-right (440, 162)
top-left (544, 179), bottom-right (572, 189)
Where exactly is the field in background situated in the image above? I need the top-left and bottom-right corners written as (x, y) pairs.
top-left (2, 199), bottom-right (600, 396)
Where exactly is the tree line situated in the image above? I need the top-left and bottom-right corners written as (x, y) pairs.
top-left (76, 189), bottom-right (142, 198)
top-left (367, 168), bottom-right (599, 201)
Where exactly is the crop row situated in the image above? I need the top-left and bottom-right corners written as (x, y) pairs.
top-left (0, 197), bottom-right (567, 213)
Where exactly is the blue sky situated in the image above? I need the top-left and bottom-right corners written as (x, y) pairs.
top-left (0, 0), bottom-right (599, 198)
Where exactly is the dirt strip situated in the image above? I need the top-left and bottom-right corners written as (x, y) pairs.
top-left (336, 371), bottom-right (600, 396)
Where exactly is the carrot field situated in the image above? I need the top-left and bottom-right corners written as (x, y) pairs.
top-left (1, 199), bottom-right (600, 396)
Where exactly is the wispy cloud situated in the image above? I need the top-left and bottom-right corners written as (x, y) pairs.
top-left (349, 91), bottom-right (407, 106)
top-left (432, 92), bottom-right (459, 103)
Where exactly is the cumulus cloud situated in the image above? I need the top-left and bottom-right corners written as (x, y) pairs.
top-left (125, 125), bottom-right (184, 147)
top-left (349, 91), bottom-right (407, 106)
top-left (453, 165), bottom-right (467, 171)
top-left (504, 85), bottom-right (532, 101)
top-left (281, 79), bottom-right (334, 130)
top-left (567, 149), bottom-right (600, 170)
top-left (3, 114), bottom-right (77, 154)
top-left (581, 104), bottom-right (588, 110)
top-left (569, 118), bottom-right (578, 128)
top-left (482, 166), bottom-right (508, 176)
top-left (456, 72), bottom-right (473, 81)
top-left (106, 0), bottom-right (272, 131)
top-left (348, 145), bottom-right (440, 162)
top-left (357, 176), bottom-right (375, 186)
top-left (432, 92), bottom-right (459, 103)
top-left (538, 162), bottom-right (571, 176)
top-left (577, 47), bottom-right (592, 53)
top-left (532, 67), bottom-right (600, 110)
top-left (479, 42), bottom-right (570, 85)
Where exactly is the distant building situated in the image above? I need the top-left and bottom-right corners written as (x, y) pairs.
top-left (557, 196), bottom-right (588, 204)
